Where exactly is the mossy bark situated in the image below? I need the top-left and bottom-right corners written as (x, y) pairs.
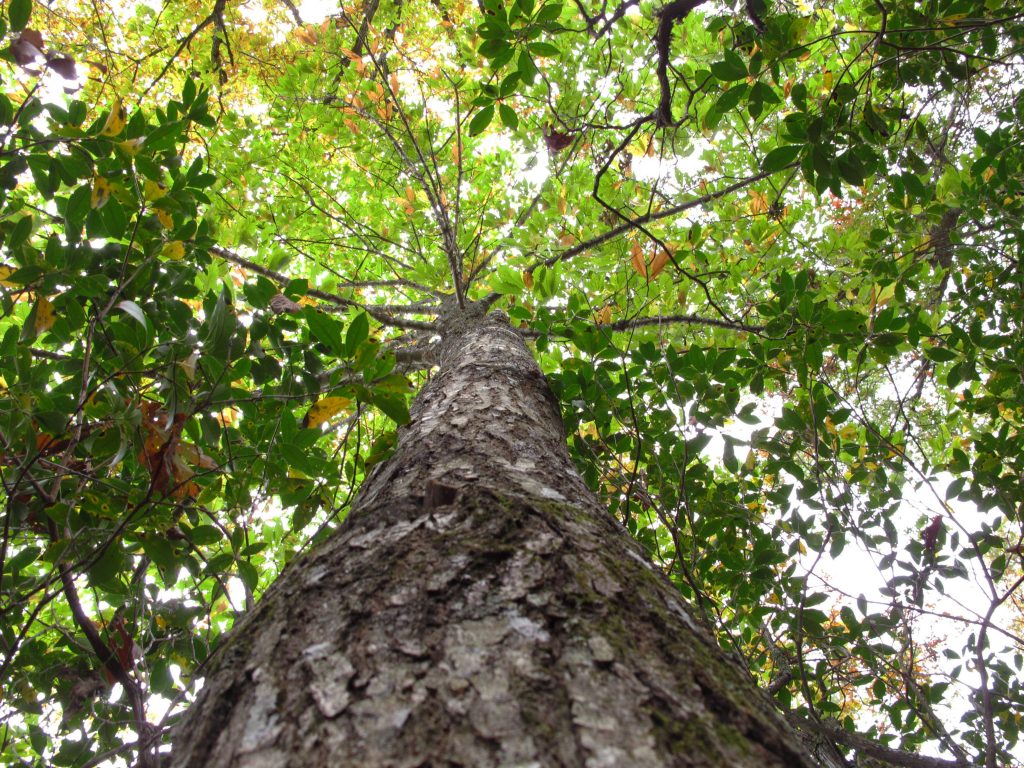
top-left (171, 307), bottom-right (816, 768)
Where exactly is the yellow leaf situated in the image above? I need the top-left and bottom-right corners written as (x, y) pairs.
top-left (34, 297), bottom-right (56, 335)
top-left (982, 166), bottom-right (995, 183)
top-left (522, 270), bottom-right (534, 289)
top-left (100, 97), bottom-right (127, 137)
top-left (304, 396), bottom-right (353, 429)
top-left (154, 209), bottom-right (173, 229)
top-left (117, 137), bottom-right (145, 156)
top-left (557, 195), bottom-right (567, 215)
top-left (162, 241), bottom-right (185, 260)
top-left (91, 176), bottom-right (112, 209)
top-left (405, 186), bottom-right (415, 202)
top-left (595, 305), bottom-right (612, 324)
top-left (748, 189), bottom-right (769, 216)
top-left (0, 265), bottom-right (16, 288)
top-left (558, 232), bottom-right (575, 247)
top-left (144, 179), bottom-right (168, 201)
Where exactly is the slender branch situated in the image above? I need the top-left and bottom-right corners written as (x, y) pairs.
top-left (277, 0), bottom-right (303, 25)
top-left (53, 526), bottom-right (155, 767)
top-left (791, 716), bottom-right (969, 768)
top-left (541, 164), bottom-right (794, 269)
top-left (211, 246), bottom-right (438, 331)
top-left (144, 0), bottom-right (226, 95)
top-left (518, 312), bottom-right (762, 337)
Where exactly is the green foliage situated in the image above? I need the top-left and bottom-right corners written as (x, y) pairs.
top-left (1, 0), bottom-right (1023, 765)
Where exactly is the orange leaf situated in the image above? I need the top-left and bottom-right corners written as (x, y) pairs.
top-left (748, 189), bottom-right (769, 216)
top-left (648, 249), bottom-right (671, 279)
top-left (630, 242), bottom-right (646, 276)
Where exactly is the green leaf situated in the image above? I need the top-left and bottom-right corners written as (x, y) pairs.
top-left (8, 0), bottom-right (31, 30)
top-left (712, 83), bottom-right (749, 117)
top-left (115, 300), bottom-right (148, 329)
top-left (836, 151), bottom-right (865, 185)
top-left (344, 311), bottom-right (369, 357)
top-left (535, 2), bottom-right (563, 22)
top-left (498, 103), bottom-right (519, 130)
top-left (305, 309), bottom-right (344, 357)
top-left (369, 392), bottom-right (410, 425)
top-left (761, 144), bottom-right (802, 173)
top-left (528, 42), bottom-right (560, 56)
top-left (469, 104), bottom-right (495, 136)
top-left (237, 559), bottom-right (260, 592)
top-left (478, 39), bottom-right (510, 59)
top-left (828, 310), bottom-right (867, 333)
top-left (924, 346), bottom-right (958, 362)
top-left (518, 51), bottom-right (539, 84)
top-left (188, 525), bottom-right (222, 545)
top-left (710, 50), bottom-right (747, 81)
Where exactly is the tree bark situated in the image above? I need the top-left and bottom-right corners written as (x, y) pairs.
top-left (171, 305), bottom-right (816, 768)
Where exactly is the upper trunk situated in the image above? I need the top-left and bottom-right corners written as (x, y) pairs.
top-left (170, 307), bottom-right (815, 768)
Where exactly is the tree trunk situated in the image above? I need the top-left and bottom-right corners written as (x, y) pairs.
top-left (171, 306), bottom-right (816, 768)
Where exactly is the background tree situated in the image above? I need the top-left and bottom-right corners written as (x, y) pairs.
top-left (0, 0), bottom-right (1021, 765)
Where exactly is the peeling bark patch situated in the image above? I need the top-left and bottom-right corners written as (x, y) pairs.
top-left (238, 669), bottom-right (283, 754)
top-left (305, 647), bottom-right (355, 718)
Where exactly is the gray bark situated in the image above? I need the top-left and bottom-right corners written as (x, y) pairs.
top-left (171, 304), bottom-right (816, 768)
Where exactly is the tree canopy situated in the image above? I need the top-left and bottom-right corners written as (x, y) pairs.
top-left (0, 0), bottom-right (1022, 765)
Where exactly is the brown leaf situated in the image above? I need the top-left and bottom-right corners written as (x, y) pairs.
top-left (544, 126), bottom-right (573, 153)
top-left (269, 293), bottom-right (302, 314)
top-left (108, 617), bottom-right (141, 673)
top-left (11, 30), bottom-right (45, 69)
top-left (630, 241), bottom-right (646, 277)
top-left (294, 25), bottom-right (319, 45)
top-left (47, 55), bottom-right (77, 80)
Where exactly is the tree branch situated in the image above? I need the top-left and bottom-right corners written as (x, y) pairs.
top-left (518, 312), bottom-right (762, 337)
top-left (211, 246), bottom-right (438, 331)
top-left (654, 0), bottom-right (710, 126)
top-left (538, 163), bottom-right (794, 270)
top-left (791, 716), bottom-right (970, 768)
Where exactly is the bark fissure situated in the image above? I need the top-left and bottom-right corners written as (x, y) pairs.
top-left (171, 309), bottom-right (815, 767)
